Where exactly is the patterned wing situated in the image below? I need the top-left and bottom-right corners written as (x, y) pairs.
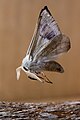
top-left (26, 6), bottom-right (62, 60)
top-left (29, 35), bottom-right (70, 73)
top-left (33, 34), bottom-right (71, 62)
top-left (29, 60), bottom-right (64, 73)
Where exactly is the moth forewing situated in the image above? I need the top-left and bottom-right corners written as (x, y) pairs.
top-left (26, 22), bottom-right (38, 56)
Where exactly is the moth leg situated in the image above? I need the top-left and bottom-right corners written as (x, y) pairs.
top-left (28, 75), bottom-right (44, 83)
top-left (35, 74), bottom-right (48, 83)
top-left (40, 72), bottom-right (53, 84)
top-left (36, 75), bottom-right (44, 80)
top-left (25, 70), bottom-right (44, 83)
top-left (34, 74), bottom-right (44, 83)
top-left (35, 71), bottom-right (53, 84)
top-left (35, 71), bottom-right (46, 83)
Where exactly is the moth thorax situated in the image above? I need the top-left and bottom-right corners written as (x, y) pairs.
top-left (22, 54), bottom-right (31, 67)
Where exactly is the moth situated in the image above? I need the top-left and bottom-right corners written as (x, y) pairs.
top-left (16, 6), bottom-right (71, 84)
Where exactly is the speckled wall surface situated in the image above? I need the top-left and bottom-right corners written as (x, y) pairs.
top-left (0, 0), bottom-right (79, 102)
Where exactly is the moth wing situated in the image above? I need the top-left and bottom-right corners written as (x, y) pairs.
top-left (49, 34), bottom-right (71, 58)
top-left (29, 60), bottom-right (64, 73)
top-left (34, 34), bottom-right (71, 62)
top-left (29, 35), bottom-right (70, 73)
top-left (26, 6), bottom-right (62, 60)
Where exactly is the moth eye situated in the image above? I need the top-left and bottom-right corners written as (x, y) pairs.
top-left (23, 66), bottom-right (28, 71)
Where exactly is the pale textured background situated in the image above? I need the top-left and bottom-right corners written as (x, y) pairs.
top-left (0, 0), bottom-right (80, 102)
